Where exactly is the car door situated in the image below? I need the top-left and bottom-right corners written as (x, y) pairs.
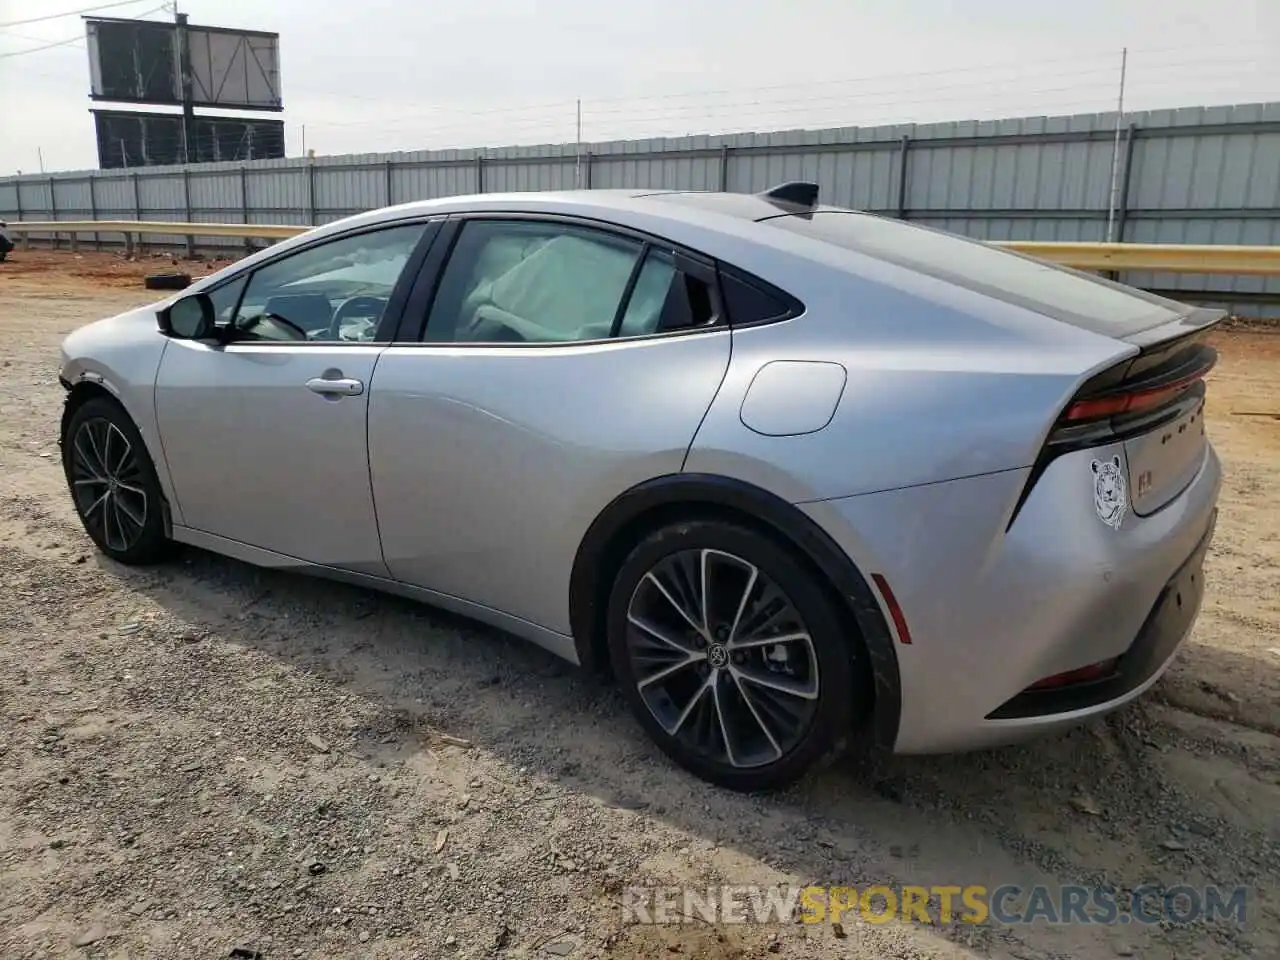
top-left (154, 219), bottom-right (437, 574)
top-left (367, 215), bottom-right (733, 636)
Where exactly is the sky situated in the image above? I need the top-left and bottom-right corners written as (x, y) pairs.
top-left (1, 0), bottom-right (1278, 174)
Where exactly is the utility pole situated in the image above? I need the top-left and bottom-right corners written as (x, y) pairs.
top-left (175, 6), bottom-right (196, 164)
top-left (575, 99), bottom-right (582, 188)
top-left (1105, 47), bottom-right (1129, 243)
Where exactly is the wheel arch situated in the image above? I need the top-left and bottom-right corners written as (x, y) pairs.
top-left (60, 377), bottom-right (121, 438)
top-left (568, 472), bottom-right (901, 752)
top-left (60, 377), bottom-right (175, 537)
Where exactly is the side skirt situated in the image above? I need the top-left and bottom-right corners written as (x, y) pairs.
top-left (170, 525), bottom-right (581, 665)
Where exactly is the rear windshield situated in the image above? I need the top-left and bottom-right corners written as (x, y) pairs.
top-left (764, 210), bottom-right (1187, 337)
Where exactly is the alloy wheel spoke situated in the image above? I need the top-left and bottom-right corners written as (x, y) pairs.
top-left (627, 613), bottom-right (701, 656)
top-left (637, 656), bottom-right (701, 690)
top-left (728, 669), bottom-right (783, 762)
top-left (728, 631), bottom-right (811, 651)
top-left (105, 425), bottom-right (134, 479)
top-left (698, 549), bottom-right (712, 635)
top-left (710, 671), bottom-right (740, 767)
top-left (75, 428), bottom-right (108, 479)
top-left (725, 562), bottom-right (759, 646)
top-left (114, 492), bottom-right (146, 529)
top-left (731, 663), bottom-right (819, 701)
top-left (102, 495), bottom-right (122, 551)
top-left (643, 571), bottom-right (705, 638)
top-left (83, 489), bottom-right (110, 519)
top-left (663, 676), bottom-right (712, 736)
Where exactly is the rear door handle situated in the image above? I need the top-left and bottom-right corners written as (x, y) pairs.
top-left (306, 377), bottom-right (364, 397)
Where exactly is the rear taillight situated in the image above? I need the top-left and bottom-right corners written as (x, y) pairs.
top-left (1058, 359), bottom-right (1215, 427)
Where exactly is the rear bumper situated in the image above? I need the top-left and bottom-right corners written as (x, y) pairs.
top-left (986, 508), bottom-right (1213, 721)
top-left (799, 439), bottom-right (1222, 755)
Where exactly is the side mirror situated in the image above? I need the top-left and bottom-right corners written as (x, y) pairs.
top-left (159, 292), bottom-right (216, 340)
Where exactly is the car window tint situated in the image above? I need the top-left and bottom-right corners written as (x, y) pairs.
top-left (208, 275), bottom-right (248, 326)
top-left (616, 249), bottom-right (677, 337)
top-left (426, 220), bottom-right (645, 343)
top-left (719, 270), bottom-right (795, 325)
top-left (231, 223), bottom-right (426, 342)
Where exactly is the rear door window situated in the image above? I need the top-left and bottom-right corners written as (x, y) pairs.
top-left (423, 219), bottom-right (719, 343)
top-left (764, 211), bottom-right (1187, 337)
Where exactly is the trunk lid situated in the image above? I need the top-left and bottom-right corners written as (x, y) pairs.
top-left (1008, 306), bottom-right (1223, 529)
top-left (1112, 308), bottom-right (1223, 515)
top-left (1065, 307), bottom-right (1224, 517)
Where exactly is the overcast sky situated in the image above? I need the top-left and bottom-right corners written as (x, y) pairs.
top-left (1, 0), bottom-right (1277, 174)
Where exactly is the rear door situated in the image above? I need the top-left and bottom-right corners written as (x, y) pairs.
top-left (367, 215), bottom-right (732, 635)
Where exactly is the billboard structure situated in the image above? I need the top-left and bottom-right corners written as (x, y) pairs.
top-left (84, 13), bottom-right (283, 169)
top-left (92, 110), bottom-right (285, 169)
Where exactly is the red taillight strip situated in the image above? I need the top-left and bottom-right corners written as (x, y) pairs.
top-left (871, 573), bottom-right (913, 645)
top-left (1062, 361), bottom-right (1215, 423)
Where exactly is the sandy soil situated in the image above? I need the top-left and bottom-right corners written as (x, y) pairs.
top-left (1, 250), bottom-right (1277, 960)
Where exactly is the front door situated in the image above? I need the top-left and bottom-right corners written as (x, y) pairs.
top-left (154, 220), bottom-right (433, 574)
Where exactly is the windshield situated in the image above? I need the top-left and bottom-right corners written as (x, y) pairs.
top-left (764, 211), bottom-right (1187, 337)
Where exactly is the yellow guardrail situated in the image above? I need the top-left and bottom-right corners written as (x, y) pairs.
top-left (8, 219), bottom-right (306, 240)
top-left (8, 220), bottom-right (1280, 276)
top-left (994, 241), bottom-right (1280, 276)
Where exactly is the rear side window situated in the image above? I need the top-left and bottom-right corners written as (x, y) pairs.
top-left (765, 211), bottom-right (1186, 337)
top-left (718, 269), bottom-right (798, 325)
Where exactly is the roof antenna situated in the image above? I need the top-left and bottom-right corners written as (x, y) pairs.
top-left (757, 181), bottom-right (819, 210)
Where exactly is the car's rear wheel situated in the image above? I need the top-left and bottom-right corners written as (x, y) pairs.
top-left (62, 396), bottom-right (172, 565)
top-left (606, 519), bottom-right (859, 792)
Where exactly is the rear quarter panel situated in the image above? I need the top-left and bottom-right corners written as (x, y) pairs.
top-left (686, 262), bottom-right (1137, 505)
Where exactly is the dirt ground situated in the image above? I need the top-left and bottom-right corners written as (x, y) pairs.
top-left (1, 249), bottom-right (1278, 960)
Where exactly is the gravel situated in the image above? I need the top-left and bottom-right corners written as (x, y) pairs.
top-left (1, 258), bottom-right (1278, 959)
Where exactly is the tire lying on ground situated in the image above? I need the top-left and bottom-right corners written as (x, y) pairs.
top-left (143, 272), bottom-right (192, 291)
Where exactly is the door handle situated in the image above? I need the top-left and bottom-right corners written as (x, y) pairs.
top-left (306, 376), bottom-right (364, 397)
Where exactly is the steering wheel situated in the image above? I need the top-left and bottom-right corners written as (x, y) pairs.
top-left (329, 296), bottom-right (388, 340)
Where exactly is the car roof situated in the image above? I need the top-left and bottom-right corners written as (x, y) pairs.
top-left (190, 185), bottom-right (914, 308)
top-left (367, 187), bottom-right (803, 227)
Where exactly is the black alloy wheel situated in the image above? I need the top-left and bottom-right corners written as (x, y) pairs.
top-left (607, 520), bottom-right (860, 792)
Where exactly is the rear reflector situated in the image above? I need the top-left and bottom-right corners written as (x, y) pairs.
top-left (871, 573), bottom-right (913, 645)
top-left (1026, 658), bottom-right (1118, 691)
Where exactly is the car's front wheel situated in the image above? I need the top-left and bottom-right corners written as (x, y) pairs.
top-left (606, 519), bottom-right (861, 792)
top-left (62, 395), bottom-right (172, 565)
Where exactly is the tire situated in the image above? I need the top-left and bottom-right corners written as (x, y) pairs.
top-left (605, 519), bottom-right (860, 792)
top-left (144, 272), bottom-right (191, 291)
top-left (61, 396), bottom-right (173, 565)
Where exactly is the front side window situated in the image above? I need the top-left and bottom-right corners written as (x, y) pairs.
top-left (208, 275), bottom-right (248, 326)
top-left (229, 223), bottom-right (427, 342)
top-left (424, 220), bottom-right (718, 344)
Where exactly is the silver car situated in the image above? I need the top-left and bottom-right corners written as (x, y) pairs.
top-left (58, 183), bottom-right (1221, 791)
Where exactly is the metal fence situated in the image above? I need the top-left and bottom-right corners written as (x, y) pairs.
top-left (4, 101), bottom-right (1280, 313)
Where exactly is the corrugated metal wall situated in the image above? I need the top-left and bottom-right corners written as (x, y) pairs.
top-left (4, 101), bottom-right (1279, 313)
